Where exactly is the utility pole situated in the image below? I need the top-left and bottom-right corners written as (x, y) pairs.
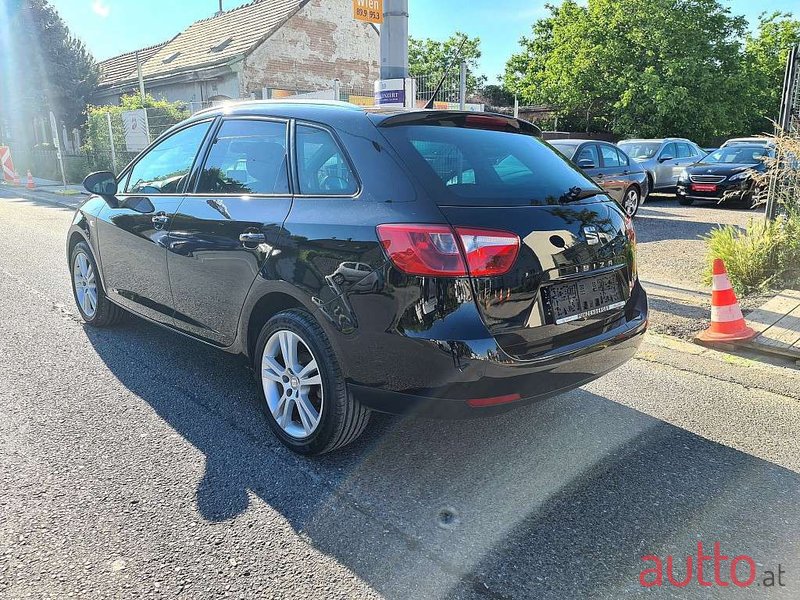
top-left (135, 51), bottom-right (146, 102)
top-left (380, 0), bottom-right (408, 80)
top-left (216, 0), bottom-right (224, 16)
top-left (375, 0), bottom-right (414, 108)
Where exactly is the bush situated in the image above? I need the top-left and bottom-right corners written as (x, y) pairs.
top-left (704, 212), bottom-right (800, 295)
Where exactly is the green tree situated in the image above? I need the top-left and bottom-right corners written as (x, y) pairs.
top-left (479, 84), bottom-right (515, 108)
top-left (742, 12), bottom-right (800, 135)
top-left (505, 0), bottom-right (748, 143)
top-left (0, 0), bottom-right (98, 147)
top-left (409, 32), bottom-right (486, 93)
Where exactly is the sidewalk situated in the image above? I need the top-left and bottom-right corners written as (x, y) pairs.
top-left (0, 180), bottom-right (86, 208)
top-left (28, 176), bottom-right (86, 195)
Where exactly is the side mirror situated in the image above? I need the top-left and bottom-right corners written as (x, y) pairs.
top-left (658, 155), bottom-right (674, 163)
top-left (83, 171), bottom-right (118, 197)
top-left (577, 158), bottom-right (596, 169)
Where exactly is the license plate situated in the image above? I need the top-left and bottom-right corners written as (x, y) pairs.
top-left (544, 271), bottom-right (627, 325)
top-left (691, 183), bottom-right (718, 192)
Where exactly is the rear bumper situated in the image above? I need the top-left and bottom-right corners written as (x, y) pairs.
top-left (349, 280), bottom-right (648, 417)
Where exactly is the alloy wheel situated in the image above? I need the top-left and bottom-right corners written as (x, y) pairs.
top-left (261, 330), bottom-right (324, 439)
top-left (73, 251), bottom-right (98, 319)
top-left (624, 189), bottom-right (639, 217)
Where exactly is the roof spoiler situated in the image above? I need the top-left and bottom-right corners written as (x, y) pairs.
top-left (377, 111), bottom-right (541, 136)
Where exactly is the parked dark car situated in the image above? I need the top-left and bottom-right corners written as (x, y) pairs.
top-left (676, 144), bottom-right (773, 206)
top-left (549, 139), bottom-right (649, 217)
top-left (68, 102), bottom-right (648, 454)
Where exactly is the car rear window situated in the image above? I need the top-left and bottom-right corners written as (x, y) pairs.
top-left (379, 125), bottom-right (600, 206)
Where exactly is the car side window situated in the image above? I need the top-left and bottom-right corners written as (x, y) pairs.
top-left (615, 148), bottom-right (629, 166)
top-left (660, 143), bottom-right (677, 159)
top-left (296, 124), bottom-right (358, 195)
top-left (124, 121), bottom-right (211, 195)
top-left (676, 143), bottom-right (693, 159)
top-left (575, 144), bottom-right (599, 167)
top-left (599, 144), bottom-right (621, 168)
top-left (197, 119), bottom-right (289, 195)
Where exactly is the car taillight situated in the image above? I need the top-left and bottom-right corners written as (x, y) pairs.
top-left (376, 224), bottom-right (520, 278)
top-left (456, 227), bottom-right (520, 277)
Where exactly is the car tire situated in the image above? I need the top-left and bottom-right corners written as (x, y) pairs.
top-left (678, 196), bottom-right (694, 206)
top-left (70, 241), bottom-right (125, 327)
top-left (254, 309), bottom-right (370, 455)
top-left (622, 186), bottom-right (641, 217)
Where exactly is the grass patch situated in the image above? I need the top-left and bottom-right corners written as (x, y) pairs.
top-left (704, 212), bottom-right (800, 295)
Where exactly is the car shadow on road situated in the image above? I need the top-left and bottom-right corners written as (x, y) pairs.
top-left (83, 316), bottom-right (800, 599)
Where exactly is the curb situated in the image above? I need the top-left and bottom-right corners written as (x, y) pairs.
top-left (0, 185), bottom-right (85, 209)
top-left (649, 331), bottom-right (799, 373)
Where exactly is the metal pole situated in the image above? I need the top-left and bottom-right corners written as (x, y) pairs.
top-left (777, 44), bottom-right (798, 132)
top-left (333, 78), bottom-right (342, 102)
top-left (106, 111), bottom-right (117, 173)
top-left (380, 0), bottom-right (409, 80)
top-left (136, 51), bottom-right (146, 103)
top-left (766, 44), bottom-right (798, 221)
top-left (459, 61), bottom-right (467, 110)
top-left (514, 94), bottom-right (519, 119)
top-left (143, 108), bottom-right (152, 144)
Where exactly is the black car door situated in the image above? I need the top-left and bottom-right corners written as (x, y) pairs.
top-left (166, 117), bottom-right (293, 346)
top-left (97, 120), bottom-right (213, 325)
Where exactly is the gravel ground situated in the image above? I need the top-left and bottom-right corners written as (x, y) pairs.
top-left (635, 195), bottom-right (771, 340)
top-left (635, 194), bottom-right (759, 290)
top-left (1, 194), bottom-right (799, 599)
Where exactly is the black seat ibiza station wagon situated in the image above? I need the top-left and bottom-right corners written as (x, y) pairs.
top-left (68, 101), bottom-right (648, 455)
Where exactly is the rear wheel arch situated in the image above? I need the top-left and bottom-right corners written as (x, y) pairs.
top-left (246, 292), bottom-right (305, 360)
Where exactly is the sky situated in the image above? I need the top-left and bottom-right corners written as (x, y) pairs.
top-left (48, 0), bottom-right (798, 83)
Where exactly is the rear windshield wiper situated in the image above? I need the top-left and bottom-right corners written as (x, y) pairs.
top-left (559, 186), bottom-right (602, 204)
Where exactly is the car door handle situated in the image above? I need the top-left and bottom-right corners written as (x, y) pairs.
top-left (151, 213), bottom-right (170, 226)
top-left (239, 232), bottom-right (266, 244)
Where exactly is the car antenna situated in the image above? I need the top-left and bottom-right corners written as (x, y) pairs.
top-left (424, 36), bottom-right (468, 110)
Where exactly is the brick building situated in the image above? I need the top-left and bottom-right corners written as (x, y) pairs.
top-left (93, 0), bottom-right (380, 108)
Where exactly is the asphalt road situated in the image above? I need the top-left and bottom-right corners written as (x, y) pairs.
top-left (1, 195), bottom-right (799, 599)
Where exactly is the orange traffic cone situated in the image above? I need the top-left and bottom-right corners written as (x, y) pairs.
top-left (12, 171), bottom-right (20, 186)
top-left (26, 169), bottom-right (35, 190)
top-left (696, 258), bottom-right (756, 343)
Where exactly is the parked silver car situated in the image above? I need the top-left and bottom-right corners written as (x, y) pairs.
top-left (617, 138), bottom-right (706, 192)
top-left (721, 137), bottom-right (773, 148)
